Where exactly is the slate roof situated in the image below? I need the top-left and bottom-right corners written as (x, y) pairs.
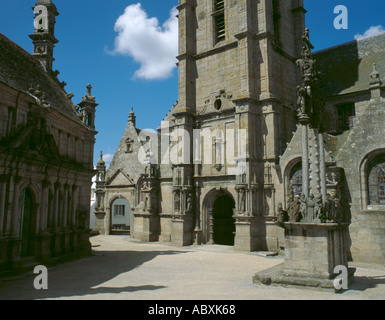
top-left (314, 31), bottom-right (385, 98)
top-left (0, 33), bottom-right (85, 126)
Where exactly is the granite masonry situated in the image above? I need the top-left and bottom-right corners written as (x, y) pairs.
top-left (94, 0), bottom-right (385, 266)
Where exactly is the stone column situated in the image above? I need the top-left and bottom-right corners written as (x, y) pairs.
top-left (301, 120), bottom-right (309, 198)
top-left (319, 132), bottom-right (327, 203)
top-left (63, 184), bottom-right (69, 228)
top-left (37, 180), bottom-right (52, 261)
top-left (0, 176), bottom-right (7, 235)
top-left (40, 180), bottom-right (50, 232)
top-left (208, 208), bottom-right (214, 245)
top-left (53, 182), bottom-right (60, 229)
top-left (10, 176), bottom-right (21, 237)
top-left (71, 185), bottom-right (78, 228)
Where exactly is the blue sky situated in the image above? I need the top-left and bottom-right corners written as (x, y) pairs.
top-left (0, 0), bottom-right (384, 166)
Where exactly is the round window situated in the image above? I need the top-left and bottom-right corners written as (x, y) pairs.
top-left (214, 99), bottom-right (222, 110)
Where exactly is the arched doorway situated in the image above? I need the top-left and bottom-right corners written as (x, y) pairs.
top-left (212, 194), bottom-right (236, 245)
top-left (110, 197), bottom-right (131, 233)
top-left (18, 188), bottom-right (36, 257)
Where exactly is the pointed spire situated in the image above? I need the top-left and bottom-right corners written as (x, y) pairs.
top-left (97, 151), bottom-right (105, 165)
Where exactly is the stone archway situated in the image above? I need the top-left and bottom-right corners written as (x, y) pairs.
top-left (109, 197), bottom-right (131, 234)
top-left (202, 188), bottom-right (235, 245)
top-left (212, 194), bottom-right (236, 245)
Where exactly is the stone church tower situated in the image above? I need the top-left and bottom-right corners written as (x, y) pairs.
top-left (153, 0), bottom-right (306, 250)
top-left (96, 1), bottom-right (385, 264)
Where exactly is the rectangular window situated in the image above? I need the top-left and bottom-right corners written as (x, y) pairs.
top-left (213, 0), bottom-right (225, 44)
top-left (114, 205), bottom-right (125, 216)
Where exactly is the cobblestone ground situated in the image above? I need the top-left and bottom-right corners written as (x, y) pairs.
top-left (0, 235), bottom-right (384, 300)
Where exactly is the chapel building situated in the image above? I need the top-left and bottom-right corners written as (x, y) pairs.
top-left (94, 0), bottom-right (385, 265)
top-left (0, 0), bottom-right (98, 274)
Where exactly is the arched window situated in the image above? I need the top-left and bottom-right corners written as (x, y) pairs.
top-left (368, 155), bottom-right (385, 205)
top-left (289, 162), bottom-right (302, 197)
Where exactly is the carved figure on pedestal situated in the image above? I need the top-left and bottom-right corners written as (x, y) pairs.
top-left (174, 191), bottom-right (180, 213)
top-left (333, 194), bottom-right (342, 223)
top-left (314, 194), bottom-right (323, 221)
top-left (239, 189), bottom-right (246, 214)
top-left (287, 193), bottom-right (301, 222)
top-left (297, 85), bottom-right (307, 114)
top-left (301, 28), bottom-right (314, 56)
top-left (307, 194), bottom-right (316, 221)
top-left (186, 194), bottom-right (192, 213)
top-left (299, 194), bottom-right (307, 222)
top-left (276, 203), bottom-right (288, 227)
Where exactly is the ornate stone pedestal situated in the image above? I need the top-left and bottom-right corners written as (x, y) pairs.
top-left (171, 214), bottom-right (193, 246)
top-left (133, 213), bottom-right (159, 242)
top-left (253, 222), bottom-right (355, 291)
top-left (234, 216), bottom-right (264, 252)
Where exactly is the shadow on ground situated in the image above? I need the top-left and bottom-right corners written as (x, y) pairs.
top-left (349, 275), bottom-right (385, 291)
top-left (0, 249), bottom-right (188, 300)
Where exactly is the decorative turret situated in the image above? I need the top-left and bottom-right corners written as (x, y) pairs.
top-left (128, 107), bottom-right (136, 127)
top-left (96, 151), bottom-right (106, 182)
top-left (29, 0), bottom-right (59, 71)
top-left (78, 84), bottom-right (98, 130)
top-left (369, 63), bottom-right (382, 99)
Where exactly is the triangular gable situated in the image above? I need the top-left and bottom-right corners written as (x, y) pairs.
top-left (2, 121), bottom-right (60, 160)
top-left (106, 169), bottom-right (135, 186)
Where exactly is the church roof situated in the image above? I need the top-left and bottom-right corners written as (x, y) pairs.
top-left (314, 31), bottom-right (385, 98)
top-left (0, 33), bottom-right (85, 126)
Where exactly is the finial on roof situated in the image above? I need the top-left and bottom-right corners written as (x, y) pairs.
top-left (97, 151), bottom-right (105, 165)
top-left (128, 107), bottom-right (136, 127)
top-left (369, 63), bottom-right (382, 98)
top-left (87, 84), bottom-right (92, 96)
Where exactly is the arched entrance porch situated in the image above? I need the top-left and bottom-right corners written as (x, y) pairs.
top-left (202, 188), bottom-right (236, 246)
top-left (109, 197), bottom-right (131, 234)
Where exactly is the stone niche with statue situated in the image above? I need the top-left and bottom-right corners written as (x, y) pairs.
top-left (254, 29), bottom-right (355, 291)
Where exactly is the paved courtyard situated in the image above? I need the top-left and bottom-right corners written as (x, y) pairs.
top-left (0, 235), bottom-right (384, 300)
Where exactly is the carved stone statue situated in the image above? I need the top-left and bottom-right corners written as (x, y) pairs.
top-left (297, 85), bottom-right (307, 114)
top-left (186, 194), bottom-right (192, 213)
top-left (301, 28), bottom-right (314, 57)
top-left (174, 191), bottom-right (180, 212)
top-left (307, 193), bottom-right (316, 221)
top-left (314, 194), bottom-right (323, 221)
top-left (299, 194), bottom-right (307, 221)
top-left (239, 189), bottom-right (246, 214)
top-left (276, 203), bottom-right (288, 227)
top-left (287, 194), bottom-right (301, 222)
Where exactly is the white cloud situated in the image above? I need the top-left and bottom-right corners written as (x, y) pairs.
top-left (354, 25), bottom-right (385, 40)
top-left (111, 3), bottom-right (178, 80)
top-left (103, 153), bottom-right (114, 163)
